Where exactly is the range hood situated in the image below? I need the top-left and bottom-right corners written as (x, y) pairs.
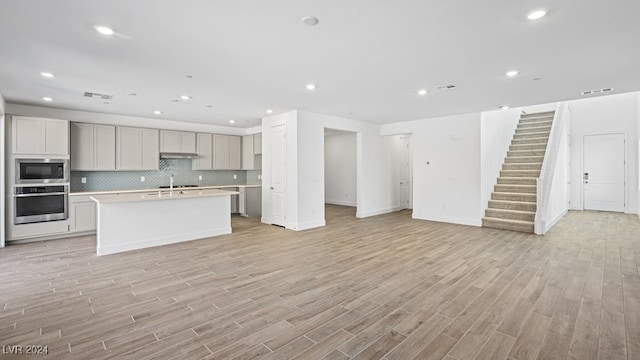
top-left (160, 152), bottom-right (199, 159)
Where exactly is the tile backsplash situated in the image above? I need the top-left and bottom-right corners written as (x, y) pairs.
top-left (71, 158), bottom-right (261, 192)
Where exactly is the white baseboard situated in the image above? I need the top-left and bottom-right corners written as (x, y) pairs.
top-left (97, 227), bottom-right (231, 256)
top-left (411, 212), bottom-right (482, 227)
top-left (291, 220), bottom-right (326, 231)
top-left (325, 199), bottom-right (357, 207)
top-left (356, 207), bottom-right (401, 218)
top-left (543, 209), bottom-right (568, 233)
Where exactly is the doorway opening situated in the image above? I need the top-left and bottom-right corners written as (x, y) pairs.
top-left (324, 128), bottom-right (358, 221)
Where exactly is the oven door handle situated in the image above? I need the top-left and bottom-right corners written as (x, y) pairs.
top-left (14, 192), bottom-right (67, 197)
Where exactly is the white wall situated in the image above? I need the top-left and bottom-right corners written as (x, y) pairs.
top-left (638, 92), bottom-right (640, 216)
top-left (6, 104), bottom-right (247, 136)
top-left (324, 132), bottom-right (357, 207)
top-left (297, 111), bottom-right (393, 229)
top-left (568, 93), bottom-right (639, 214)
top-left (480, 108), bottom-right (521, 213)
top-left (0, 94), bottom-right (5, 247)
top-left (382, 113), bottom-right (483, 226)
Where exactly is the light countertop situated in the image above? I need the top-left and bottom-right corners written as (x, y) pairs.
top-left (90, 189), bottom-right (240, 204)
top-left (71, 184), bottom-right (261, 196)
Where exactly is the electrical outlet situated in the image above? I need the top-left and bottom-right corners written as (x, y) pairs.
top-left (81, 177), bottom-right (86, 184)
top-left (140, 176), bottom-right (145, 182)
top-left (198, 175), bottom-right (203, 181)
top-left (233, 174), bottom-right (237, 179)
top-left (258, 174), bottom-right (262, 180)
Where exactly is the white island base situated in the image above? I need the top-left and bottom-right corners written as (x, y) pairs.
top-left (91, 189), bottom-right (238, 256)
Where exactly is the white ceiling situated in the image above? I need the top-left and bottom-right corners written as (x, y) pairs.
top-left (1, 0), bottom-right (639, 128)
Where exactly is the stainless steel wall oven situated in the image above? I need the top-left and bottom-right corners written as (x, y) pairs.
top-left (14, 185), bottom-right (69, 224)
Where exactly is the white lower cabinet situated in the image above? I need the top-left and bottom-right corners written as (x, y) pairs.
top-left (69, 195), bottom-right (97, 233)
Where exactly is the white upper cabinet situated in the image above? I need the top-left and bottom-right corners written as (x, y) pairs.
top-left (242, 134), bottom-right (262, 170)
top-left (213, 134), bottom-right (242, 170)
top-left (116, 126), bottom-right (159, 170)
top-left (193, 133), bottom-right (213, 170)
top-left (71, 122), bottom-right (116, 171)
top-left (253, 133), bottom-right (262, 155)
top-left (160, 130), bottom-right (196, 153)
top-left (12, 116), bottom-right (69, 155)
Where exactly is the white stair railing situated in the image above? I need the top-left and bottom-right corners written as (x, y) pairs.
top-left (534, 103), bottom-right (569, 234)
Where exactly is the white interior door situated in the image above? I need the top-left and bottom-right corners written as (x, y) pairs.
top-left (399, 136), bottom-right (411, 209)
top-left (270, 125), bottom-right (287, 226)
top-left (584, 133), bottom-right (625, 212)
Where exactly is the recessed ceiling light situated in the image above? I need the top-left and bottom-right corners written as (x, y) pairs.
top-left (418, 89), bottom-right (428, 96)
top-left (180, 95), bottom-right (191, 100)
top-left (42, 97), bottom-right (53, 102)
top-left (499, 105), bottom-right (510, 110)
top-left (527, 10), bottom-right (547, 20)
top-left (506, 70), bottom-right (519, 77)
top-left (266, 109), bottom-right (273, 114)
top-left (153, 110), bottom-right (163, 115)
top-left (40, 72), bottom-right (54, 78)
top-left (95, 25), bottom-right (114, 35)
top-left (229, 119), bottom-right (236, 124)
top-left (302, 16), bottom-right (319, 26)
top-left (306, 84), bottom-right (316, 90)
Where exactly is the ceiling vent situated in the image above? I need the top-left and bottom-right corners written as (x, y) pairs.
top-left (581, 88), bottom-right (613, 95)
top-left (84, 91), bottom-right (113, 100)
top-left (436, 84), bottom-right (456, 91)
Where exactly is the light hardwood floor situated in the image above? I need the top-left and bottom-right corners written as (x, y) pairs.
top-left (1, 206), bottom-right (639, 359)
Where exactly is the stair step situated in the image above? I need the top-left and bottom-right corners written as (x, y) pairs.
top-left (492, 192), bottom-right (537, 202)
top-left (505, 156), bottom-right (544, 164)
top-left (482, 217), bottom-right (534, 233)
top-left (495, 184), bottom-right (537, 194)
top-left (520, 111), bottom-right (555, 119)
top-left (509, 143), bottom-right (547, 151)
top-left (497, 177), bottom-right (538, 185)
top-left (507, 149), bottom-right (546, 157)
top-left (517, 125), bottom-right (550, 133)
top-left (518, 120), bottom-right (553, 129)
top-left (500, 169), bottom-right (541, 177)
top-left (513, 132), bottom-right (551, 140)
top-left (512, 137), bottom-right (549, 144)
top-left (488, 199), bottom-right (537, 212)
top-left (485, 208), bottom-right (536, 222)
top-left (503, 163), bottom-right (542, 171)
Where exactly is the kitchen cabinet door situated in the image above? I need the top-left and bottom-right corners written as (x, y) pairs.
top-left (94, 124), bottom-right (116, 170)
top-left (12, 116), bottom-right (69, 155)
top-left (44, 119), bottom-right (69, 155)
top-left (160, 130), bottom-right (196, 153)
top-left (70, 123), bottom-right (94, 170)
top-left (213, 134), bottom-right (229, 169)
top-left (228, 136), bottom-right (241, 169)
top-left (116, 126), bottom-right (141, 170)
top-left (254, 133), bottom-right (262, 155)
top-left (72, 202), bottom-right (96, 232)
top-left (140, 128), bottom-right (159, 170)
top-left (193, 133), bottom-right (213, 170)
top-left (242, 135), bottom-right (254, 170)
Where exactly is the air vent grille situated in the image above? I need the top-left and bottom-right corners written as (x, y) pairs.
top-left (436, 84), bottom-right (456, 91)
top-left (84, 92), bottom-right (113, 100)
top-left (581, 88), bottom-right (614, 95)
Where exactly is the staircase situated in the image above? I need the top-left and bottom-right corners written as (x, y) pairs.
top-left (482, 111), bottom-right (555, 233)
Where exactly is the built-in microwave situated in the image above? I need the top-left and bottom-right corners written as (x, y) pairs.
top-left (16, 159), bottom-right (68, 184)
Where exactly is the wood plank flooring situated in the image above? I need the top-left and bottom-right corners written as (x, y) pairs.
top-left (1, 206), bottom-right (639, 359)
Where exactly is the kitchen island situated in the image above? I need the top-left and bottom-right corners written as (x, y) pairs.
top-left (91, 188), bottom-right (238, 256)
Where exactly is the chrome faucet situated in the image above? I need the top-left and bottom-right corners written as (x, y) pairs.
top-left (169, 173), bottom-right (174, 195)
